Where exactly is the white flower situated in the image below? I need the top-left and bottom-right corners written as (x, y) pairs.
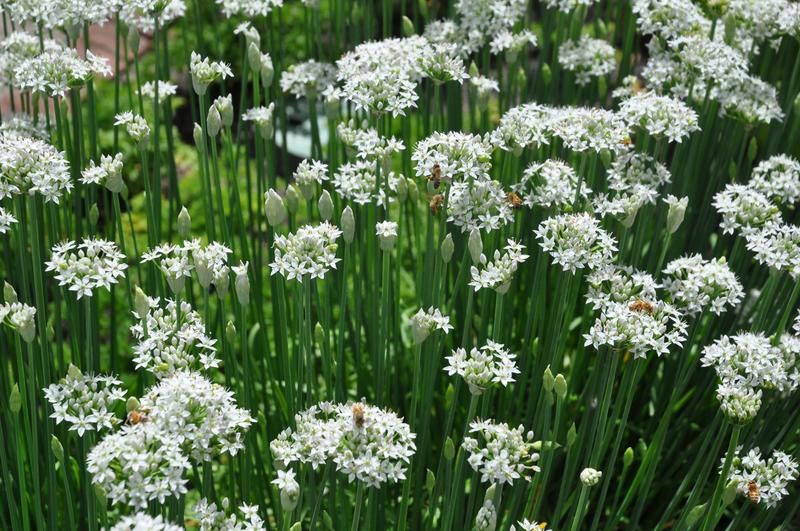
top-left (141, 242), bottom-right (193, 294)
top-left (512, 159), bottom-right (588, 210)
top-left (713, 184), bottom-right (781, 236)
top-left (281, 60), bottom-right (337, 98)
top-left (744, 222), bottom-right (800, 278)
top-left (558, 36), bottom-right (616, 86)
top-left (270, 401), bottom-right (416, 488)
top-left (455, 0), bottom-right (528, 54)
top-left (141, 370), bottom-right (254, 460)
top-left (114, 112), bottom-right (151, 145)
top-left (140, 80), bottom-right (179, 99)
top-left (444, 340), bottom-right (519, 395)
top-left (662, 255), bottom-right (744, 316)
top-left (46, 239), bottom-right (128, 299)
top-left (750, 154), bottom-right (800, 206)
top-left (511, 519), bottom-right (552, 531)
top-left (418, 43), bottom-right (470, 84)
top-left (14, 46), bottom-right (110, 96)
top-left (88, 422), bottom-right (190, 509)
top-left (108, 513), bottom-right (183, 531)
top-left (702, 333), bottom-right (798, 394)
top-left (618, 91), bottom-right (700, 143)
top-left (586, 264), bottom-right (659, 311)
top-left (548, 106), bottom-right (630, 154)
top-left (413, 132), bottom-right (493, 184)
top-left (0, 207), bottom-right (18, 234)
top-left (632, 0), bottom-right (711, 40)
top-left (333, 160), bottom-right (401, 207)
top-left (189, 51), bottom-right (233, 95)
top-left (535, 213), bottom-right (617, 273)
top-left (336, 121), bottom-right (405, 163)
top-left (469, 239), bottom-right (529, 293)
top-left (215, 0), bottom-right (283, 18)
top-left (410, 307), bottom-right (453, 344)
top-left (580, 467), bottom-right (602, 486)
top-left (726, 447), bottom-right (799, 508)
top-left (463, 418), bottom-right (539, 485)
top-left (43, 367), bottom-right (125, 436)
top-left (490, 29), bottom-right (537, 56)
top-left (447, 179), bottom-right (515, 234)
top-left (0, 299), bottom-right (36, 342)
top-left (120, 0), bottom-right (186, 33)
top-left (543, 0), bottom-right (596, 12)
top-left (242, 103), bottom-right (276, 139)
top-left (584, 297), bottom-right (687, 358)
top-left (376, 220), bottom-right (398, 251)
top-left (131, 297), bottom-right (218, 378)
top-left (270, 222), bottom-right (342, 282)
top-left (490, 103), bottom-right (553, 152)
top-left (194, 497), bottom-right (267, 531)
top-left (272, 469), bottom-right (300, 511)
top-left (80, 153), bottom-right (125, 193)
top-left (293, 159), bottom-right (329, 199)
top-left (0, 132), bottom-right (71, 203)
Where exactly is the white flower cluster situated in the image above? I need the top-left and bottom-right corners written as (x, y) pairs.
top-left (745, 223), bottom-right (800, 279)
top-left (726, 447), bottom-right (799, 508)
top-left (662, 255), bottom-right (744, 316)
top-left (189, 52), bottom-right (233, 95)
top-left (120, 0), bottom-right (187, 33)
top-left (108, 513), bottom-right (183, 531)
top-left (702, 333), bottom-right (799, 423)
top-left (0, 299), bottom-right (36, 342)
top-left (242, 103), bottom-right (276, 139)
top-left (512, 159), bottom-right (588, 210)
top-left (490, 29), bottom-right (537, 57)
top-left (140, 370), bottom-right (255, 461)
top-left (332, 160), bottom-right (402, 207)
top-left (270, 222), bottom-right (342, 282)
top-left (293, 159), bottom-right (328, 199)
top-left (750, 154), bottom-right (800, 206)
top-left (216, 0), bottom-right (282, 17)
top-left (14, 46), bottom-right (111, 96)
top-left (270, 401), bottom-right (416, 487)
top-left (632, 0), bottom-right (711, 40)
top-left (444, 340), bottom-right (519, 395)
top-left (410, 307), bottom-right (453, 344)
top-left (80, 153), bottom-right (125, 194)
top-left (194, 497), bottom-right (266, 531)
top-left (114, 112), bottom-right (151, 145)
top-left (535, 213), bottom-right (617, 273)
top-left (0, 207), bottom-right (17, 234)
top-left (413, 132), bottom-right (493, 184)
top-left (131, 296), bottom-right (218, 378)
top-left (618, 91), bottom-right (699, 143)
top-left (584, 297), bottom-right (687, 358)
top-left (447, 179), bottom-right (515, 234)
top-left (418, 43), bottom-right (470, 84)
top-left (190, 240), bottom-right (232, 293)
top-left (462, 418), bottom-right (539, 485)
top-left (469, 239), bottom-right (529, 293)
top-left (376, 220), bottom-right (398, 250)
top-left (140, 80), bottom-right (179, 99)
top-left (543, 0), bottom-right (595, 12)
top-left (607, 151), bottom-right (671, 202)
top-left (558, 36), bottom-right (616, 86)
top-left (46, 238), bottom-right (128, 299)
top-left (549, 106), bottom-right (630, 154)
top-left (0, 132), bottom-right (71, 203)
top-left (281, 59), bottom-right (337, 98)
top-left (511, 519), bottom-right (552, 531)
top-left (490, 103), bottom-right (552, 152)
top-left (0, 32), bottom-right (58, 86)
top-left (585, 264), bottom-right (658, 311)
top-left (87, 422), bottom-right (190, 509)
top-left (713, 184), bottom-right (781, 237)
top-left (336, 121), bottom-right (405, 163)
top-left (455, 0), bottom-right (527, 54)
top-left (43, 366), bottom-right (125, 437)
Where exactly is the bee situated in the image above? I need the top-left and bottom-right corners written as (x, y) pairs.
top-left (352, 403), bottom-right (366, 429)
top-left (621, 137), bottom-right (633, 147)
top-left (628, 298), bottom-right (654, 315)
top-left (429, 164), bottom-right (443, 189)
top-left (126, 409), bottom-right (148, 425)
top-left (747, 480), bottom-right (760, 504)
top-left (429, 194), bottom-right (444, 215)
top-left (506, 192), bottom-right (524, 209)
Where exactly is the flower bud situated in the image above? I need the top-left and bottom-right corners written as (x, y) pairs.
top-left (543, 366), bottom-right (555, 393)
top-left (637, 438), bottom-right (647, 457)
top-left (722, 480), bottom-right (738, 505)
top-left (747, 136), bottom-right (758, 163)
top-left (260, 54), bottom-right (275, 87)
top-left (314, 322), bottom-right (324, 346)
top-left (686, 503), bottom-right (707, 527)
top-left (567, 423), bottom-right (577, 447)
top-left (468, 229), bottom-right (483, 263)
top-left (426, 469), bottom-right (435, 493)
top-left (554, 374), bottom-right (567, 400)
top-left (4, 282), bottom-right (18, 304)
top-left (580, 468), bottom-right (602, 487)
top-left (94, 484), bottom-right (107, 504)
top-left (215, 95), bottom-right (234, 129)
top-left (289, 523), bottom-right (301, 531)
top-left (541, 63), bottom-right (552, 85)
top-left (516, 66), bottom-right (527, 89)
top-left (9, 383), bottom-right (21, 414)
top-left (469, 61), bottom-right (480, 78)
top-left (402, 15), bottom-right (416, 37)
top-left (598, 75), bottom-right (608, 100)
top-left (285, 185), bottom-right (300, 214)
top-left (177, 206), bottom-right (191, 237)
top-left (376, 221), bottom-right (398, 251)
top-left (396, 176), bottom-right (408, 202)
top-left (341, 206), bottom-right (355, 243)
top-left (621, 202), bottom-right (640, 229)
top-left (441, 233), bottom-right (454, 263)
top-left (247, 42), bottom-right (261, 72)
top-left (623, 447), bottom-right (634, 467)
top-left (89, 203), bottom-right (100, 227)
top-left (207, 105), bottom-right (222, 137)
top-left (665, 195), bottom-right (688, 234)
top-left (51, 435), bottom-right (64, 461)
top-left (134, 286), bottom-right (150, 318)
top-left (193, 123), bottom-right (205, 153)
top-left (265, 189), bottom-right (287, 227)
top-left (226, 320), bottom-right (237, 343)
top-left (68, 363), bottom-right (83, 380)
top-left (126, 396), bottom-right (140, 413)
top-left (318, 190), bottom-right (334, 221)
top-left (444, 437), bottom-right (455, 460)
top-left (234, 262), bottom-right (250, 306)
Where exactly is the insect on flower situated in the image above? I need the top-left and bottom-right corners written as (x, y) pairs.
top-left (748, 480), bottom-right (760, 504)
top-left (351, 403), bottom-right (366, 429)
top-left (429, 164), bottom-right (443, 189)
top-left (507, 192), bottom-right (524, 209)
top-left (429, 194), bottom-right (445, 215)
top-left (628, 298), bottom-right (654, 314)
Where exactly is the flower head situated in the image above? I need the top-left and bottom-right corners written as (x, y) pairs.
top-left (46, 239), bottom-right (128, 299)
top-left (726, 447), bottom-right (799, 508)
top-left (270, 223), bottom-right (342, 282)
top-left (662, 255), bottom-right (743, 315)
top-left (0, 133), bottom-right (71, 203)
top-left (463, 418), bottom-right (539, 485)
top-left (535, 213), bottom-right (617, 273)
top-left (469, 239), bottom-right (529, 293)
top-left (445, 340), bottom-right (519, 395)
top-left (558, 36), bottom-right (616, 86)
top-left (43, 367), bottom-right (125, 437)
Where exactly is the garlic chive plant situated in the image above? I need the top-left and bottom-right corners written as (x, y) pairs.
top-left (0, 0), bottom-right (799, 530)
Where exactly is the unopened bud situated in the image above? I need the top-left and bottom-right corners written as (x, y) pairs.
top-left (9, 384), bottom-right (21, 414)
top-left (234, 262), bottom-right (250, 306)
top-left (207, 105), bottom-right (222, 137)
top-left (215, 95), bottom-right (234, 128)
top-left (126, 397), bottom-right (140, 413)
top-left (314, 322), bottom-right (324, 345)
top-left (665, 195), bottom-right (688, 234)
top-left (265, 189), bottom-right (287, 227)
top-left (318, 190), bottom-right (334, 221)
top-left (686, 503), bottom-right (707, 527)
top-left (127, 26), bottom-right (140, 53)
top-left (226, 320), bottom-right (237, 343)
top-left (580, 468), bottom-right (602, 487)
top-left (89, 204), bottom-right (100, 227)
top-left (396, 176), bottom-right (408, 202)
top-left (468, 229), bottom-right (483, 263)
top-left (444, 437), bottom-right (455, 460)
top-left (567, 423), bottom-right (577, 446)
top-left (260, 54), bottom-right (275, 87)
top-left (193, 123), bottom-right (205, 153)
top-left (341, 206), bottom-right (355, 243)
top-left (426, 469), bottom-right (435, 493)
top-left (402, 15), bottom-right (416, 37)
top-left (134, 286), bottom-right (150, 318)
top-left (441, 234), bottom-right (454, 263)
top-left (541, 63), bottom-right (552, 85)
top-left (554, 374), bottom-right (567, 400)
top-left (623, 447), bottom-right (634, 467)
top-left (51, 435), bottom-right (64, 461)
top-left (247, 42), bottom-right (261, 72)
top-left (4, 282), bottom-right (17, 304)
top-left (543, 366), bottom-right (555, 393)
top-left (469, 61), bottom-right (479, 78)
top-left (747, 136), bottom-right (758, 163)
top-left (68, 363), bottom-right (83, 380)
top-left (177, 206), bottom-right (191, 237)
top-left (285, 185), bottom-right (300, 214)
